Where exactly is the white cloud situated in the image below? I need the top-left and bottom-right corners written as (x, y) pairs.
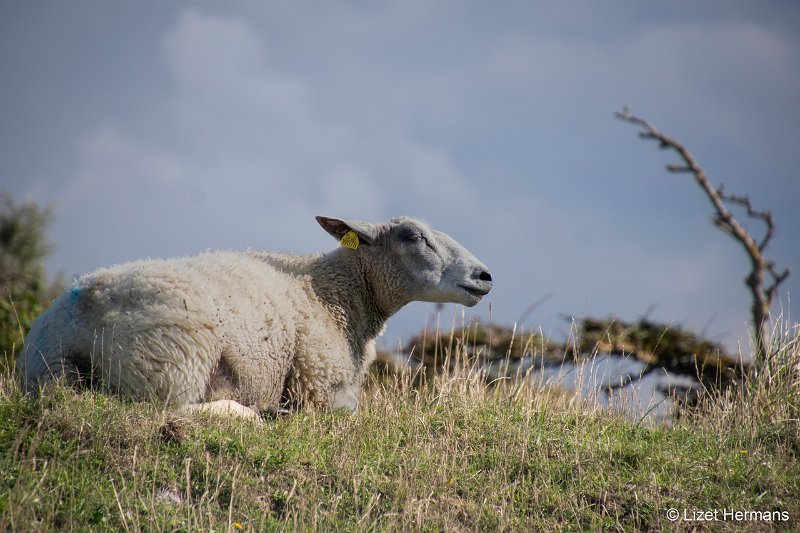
top-left (49, 8), bottom-right (481, 273)
top-left (163, 9), bottom-right (267, 88)
top-left (76, 127), bottom-right (188, 191)
top-left (477, 20), bottom-right (799, 148)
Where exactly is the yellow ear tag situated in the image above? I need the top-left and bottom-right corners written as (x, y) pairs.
top-left (339, 230), bottom-right (360, 250)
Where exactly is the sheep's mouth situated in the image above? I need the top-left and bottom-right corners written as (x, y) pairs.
top-left (458, 284), bottom-right (490, 297)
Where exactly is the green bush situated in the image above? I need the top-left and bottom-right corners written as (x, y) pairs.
top-left (0, 193), bottom-right (62, 368)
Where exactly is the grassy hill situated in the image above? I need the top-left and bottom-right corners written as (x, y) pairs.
top-left (1, 330), bottom-right (798, 532)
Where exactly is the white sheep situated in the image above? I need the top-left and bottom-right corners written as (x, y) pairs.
top-left (18, 216), bottom-right (492, 418)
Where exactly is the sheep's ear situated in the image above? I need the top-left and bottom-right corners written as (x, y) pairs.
top-left (315, 216), bottom-right (377, 247)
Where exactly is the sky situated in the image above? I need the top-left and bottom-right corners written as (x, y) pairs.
top-left (2, 1), bottom-right (799, 356)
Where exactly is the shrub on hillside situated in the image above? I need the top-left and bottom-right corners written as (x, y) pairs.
top-left (0, 193), bottom-right (62, 368)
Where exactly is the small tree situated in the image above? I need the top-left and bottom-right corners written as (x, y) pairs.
top-left (615, 108), bottom-right (790, 369)
top-left (0, 193), bottom-right (62, 368)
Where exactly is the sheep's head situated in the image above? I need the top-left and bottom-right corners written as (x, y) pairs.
top-left (316, 216), bottom-right (492, 310)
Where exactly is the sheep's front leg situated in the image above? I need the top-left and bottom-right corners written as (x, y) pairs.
top-left (186, 400), bottom-right (261, 421)
top-left (286, 369), bottom-right (360, 413)
top-left (289, 336), bottom-right (364, 412)
top-left (331, 385), bottom-right (360, 413)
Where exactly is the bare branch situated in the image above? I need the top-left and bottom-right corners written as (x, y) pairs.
top-left (765, 266), bottom-right (791, 302)
top-left (616, 108), bottom-right (790, 365)
top-left (665, 164), bottom-right (692, 173)
top-left (717, 191), bottom-right (776, 251)
top-left (616, 110), bottom-right (753, 249)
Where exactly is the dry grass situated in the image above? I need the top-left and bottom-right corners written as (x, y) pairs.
top-left (1, 321), bottom-right (798, 532)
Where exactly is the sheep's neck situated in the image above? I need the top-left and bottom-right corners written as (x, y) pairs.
top-left (309, 250), bottom-right (393, 345)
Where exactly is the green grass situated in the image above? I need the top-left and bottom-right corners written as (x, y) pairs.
top-left (1, 327), bottom-right (798, 532)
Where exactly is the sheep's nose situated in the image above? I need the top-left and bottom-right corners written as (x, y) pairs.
top-left (477, 269), bottom-right (492, 282)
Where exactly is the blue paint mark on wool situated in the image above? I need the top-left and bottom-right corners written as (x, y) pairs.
top-left (69, 286), bottom-right (82, 302)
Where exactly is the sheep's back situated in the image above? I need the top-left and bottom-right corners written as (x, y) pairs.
top-left (22, 251), bottom-right (309, 407)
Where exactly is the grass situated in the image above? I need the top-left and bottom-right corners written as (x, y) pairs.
top-left (1, 324), bottom-right (798, 531)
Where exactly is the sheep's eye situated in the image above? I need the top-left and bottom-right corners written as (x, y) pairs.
top-left (399, 230), bottom-right (423, 243)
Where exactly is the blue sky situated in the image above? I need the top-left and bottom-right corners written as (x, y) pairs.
top-left (2, 1), bottom-right (798, 355)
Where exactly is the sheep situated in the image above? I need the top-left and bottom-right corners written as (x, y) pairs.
top-left (18, 215), bottom-right (493, 419)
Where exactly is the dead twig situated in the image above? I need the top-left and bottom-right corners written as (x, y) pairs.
top-left (615, 107), bottom-right (790, 368)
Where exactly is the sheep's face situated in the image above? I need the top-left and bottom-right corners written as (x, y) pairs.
top-left (382, 219), bottom-right (492, 307)
top-left (317, 216), bottom-right (492, 308)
